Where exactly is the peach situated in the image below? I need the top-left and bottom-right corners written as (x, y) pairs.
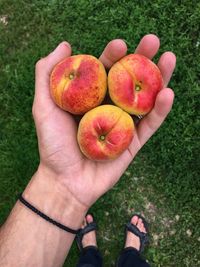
top-left (77, 105), bottom-right (134, 161)
top-left (50, 55), bottom-right (107, 114)
top-left (108, 54), bottom-right (163, 115)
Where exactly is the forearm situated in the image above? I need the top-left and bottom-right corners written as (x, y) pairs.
top-left (0, 165), bottom-right (87, 267)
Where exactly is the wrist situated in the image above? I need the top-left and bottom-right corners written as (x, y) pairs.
top-left (22, 163), bottom-right (88, 231)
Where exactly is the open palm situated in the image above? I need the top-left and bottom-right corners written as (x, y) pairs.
top-left (33, 34), bottom-right (176, 208)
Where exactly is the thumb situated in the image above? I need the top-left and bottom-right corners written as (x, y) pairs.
top-left (34, 42), bottom-right (72, 104)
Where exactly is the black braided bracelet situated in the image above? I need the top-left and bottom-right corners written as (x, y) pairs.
top-left (18, 193), bottom-right (79, 235)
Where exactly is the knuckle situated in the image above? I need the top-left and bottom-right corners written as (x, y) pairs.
top-left (32, 103), bottom-right (37, 118)
top-left (35, 57), bottom-right (47, 70)
top-left (32, 105), bottom-right (36, 117)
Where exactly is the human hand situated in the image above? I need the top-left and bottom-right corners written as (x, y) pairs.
top-left (32, 34), bottom-right (176, 210)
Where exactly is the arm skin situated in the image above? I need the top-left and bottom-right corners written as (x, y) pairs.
top-left (0, 166), bottom-right (87, 267)
top-left (0, 34), bottom-right (176, 267)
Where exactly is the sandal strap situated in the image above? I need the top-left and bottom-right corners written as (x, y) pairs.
top-left (76, 222), bottom-right (97, 251)
top-left (78, 222), bottom-right (97, 236)
top-left (125, 221), bottom-right (149, 253)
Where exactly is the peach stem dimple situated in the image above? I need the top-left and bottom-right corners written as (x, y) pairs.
top-left (135, 84), bottom-right (141, 91)
top-left (69, 73), bottom-right (74, 80)
top-left (99, 135), bottom-right (105, 141)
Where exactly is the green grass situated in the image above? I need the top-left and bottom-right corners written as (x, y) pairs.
top-left (0, 0), bottom-right (200, 266)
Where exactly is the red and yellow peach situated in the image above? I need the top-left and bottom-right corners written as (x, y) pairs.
top-left (108, 54), bottom-right (163, 115)
top-left (77, 105), bottom-right (134, 161)
top-left (50, 55), bottom-right (107, 114)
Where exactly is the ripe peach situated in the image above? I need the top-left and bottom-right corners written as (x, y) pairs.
top-left (108, 54), bottom-right (163, 115)
top-left (77, 105), bottom-right (134, 161)
top-left (50, 55), bottom-right (107, 114)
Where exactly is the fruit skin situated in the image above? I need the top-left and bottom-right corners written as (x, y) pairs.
top-left (108, 54), bottom-right (163, 115)
top-left (50, 55), bottom-right (107, 114)
top-left (77, 105), bottom-right (134, 161)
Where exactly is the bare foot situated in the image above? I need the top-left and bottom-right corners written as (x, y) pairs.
top-left (125, 215), bottom-right (147, 251)
top-left (81, 214), bottom-right (97, 248)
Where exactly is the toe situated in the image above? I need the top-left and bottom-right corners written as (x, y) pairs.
top-left (86, 214), bottom-right (94, 224)
top-left (131, 215), bottom-right (139, 225)
top-left (140, 224), bottom-right (146, 233)
top-left (136, 218), bottom-right (147, 233)
top-left (137, 218), bottom-right (142, 228)
top-left (81, 218), bottom-right (87, 229)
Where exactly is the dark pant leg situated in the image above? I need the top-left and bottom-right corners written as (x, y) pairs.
top-left (116, 247), bottom-right (150, 267)
top-left (76, 246), bottom-right (103, 267)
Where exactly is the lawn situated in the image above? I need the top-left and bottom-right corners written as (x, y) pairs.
top-left (0, 0), bottom-right (200, 266)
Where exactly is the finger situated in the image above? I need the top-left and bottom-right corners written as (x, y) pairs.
top-left (35, 41), bottom-right (72, 103)
top-left (134, 34), bottom-right (160, 59)
top-left (158, 52), bottom-right (176, 87)
top-left (99, 39), bottom-right (127, 69)
top-left (136, 88), bottom-right (174, 147)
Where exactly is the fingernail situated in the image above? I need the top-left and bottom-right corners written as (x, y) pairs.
top-left (53, 41), bottom-right (71, 52)
top-left (61, 41), bottom-right (71, 49)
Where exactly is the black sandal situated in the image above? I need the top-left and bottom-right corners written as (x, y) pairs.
top-left (76, 215), bottom-right (98, 252)
top-left (125, 214), bottom-right (149, 253)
